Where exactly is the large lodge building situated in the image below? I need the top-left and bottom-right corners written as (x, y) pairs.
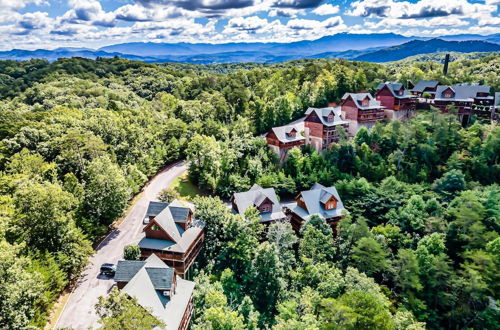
top-left (340, 93), bottom-right (385, 136)
top-left (303, 107), bottom-right (349, 152)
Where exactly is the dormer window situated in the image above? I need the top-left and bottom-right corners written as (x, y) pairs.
top-left (286, 128), bottom-right (297, 138)
top-left (397, 90), bottom-right (403, 96)
top-left (327, 113), bottom-right (334, 122)
top-left (151, 224), bottom-right (160, 231)
top-left (444, 92), bottom-right (452, 98)
top-left (261, 206), bottom-right (270, 213)
top-left (362, 97), bottom-right (369, 106)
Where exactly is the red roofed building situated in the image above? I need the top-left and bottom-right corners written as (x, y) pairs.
top-left (340, 93), bottom-right (385, 135)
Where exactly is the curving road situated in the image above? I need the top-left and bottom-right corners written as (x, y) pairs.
top-left (56, 161), bottom-right (187, 330)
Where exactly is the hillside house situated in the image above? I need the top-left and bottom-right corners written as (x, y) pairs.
top-left (340, 93), bottom-right (385, 135)
top-left (266, 123), bottom-right (305, 163)
top-left (376, 82), bottom-right (417, 120)
top-left (409, 80), bottom-right (440, 98)
top-left (114, 254), bottom-right (194, 330)
top-left (231, 184), bottom-right (286, 223)
top-left (287, 183), bottom-right (346, 233)
top-left (303, 107), bottom-right (349, 152)
top-left (137, 200), bottom-right (204, 277)
top-left (434, 84), bottom-right (494, 118)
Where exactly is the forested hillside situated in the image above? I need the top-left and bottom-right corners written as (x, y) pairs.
top-left (0, 56), bottom-right (498, 329)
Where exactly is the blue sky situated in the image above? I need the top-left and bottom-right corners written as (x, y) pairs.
top-left (0, 0), bottom-right (498, 50)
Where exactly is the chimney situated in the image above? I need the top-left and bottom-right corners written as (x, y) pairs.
top-left (443, 54), bottom-right (450, 75)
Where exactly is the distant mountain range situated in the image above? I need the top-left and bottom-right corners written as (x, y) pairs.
top-left (0, 33), bottom-right (499, 64)
top-left (353, 39), bottom-right (500, 62)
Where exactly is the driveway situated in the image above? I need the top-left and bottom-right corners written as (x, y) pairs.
top-left (56, 161), bottom-right (187, 330)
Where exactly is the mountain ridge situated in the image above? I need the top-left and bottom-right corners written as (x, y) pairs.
top-left (0, 33), bottom-right (499, 64)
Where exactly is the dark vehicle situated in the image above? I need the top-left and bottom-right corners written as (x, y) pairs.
top-left (100, 263), bottom-right (116, 277)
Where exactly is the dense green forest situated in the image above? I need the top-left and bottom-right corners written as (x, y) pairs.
top-left (0, 55), bottom-right (498, 329)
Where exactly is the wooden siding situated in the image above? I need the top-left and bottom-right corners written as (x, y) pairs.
top-left (144, 220), bottom-right (175, 241)
top-left (305, 121), bottom-right (324, 138)
top-left (140, 230), bottom-right (205, 276)
top-left (340, 97), bottom-right (360, 120)
top-left (179, 295), bottom-right (194, 330)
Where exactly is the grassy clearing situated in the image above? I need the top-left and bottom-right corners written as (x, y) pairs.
top-left (169, 171), bottom-right (204, 200)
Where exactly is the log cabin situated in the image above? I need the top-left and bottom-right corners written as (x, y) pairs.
top-left (287, 183), bottom-right (346, 233)
top-left (231, 184), bottom-right (287, 223)
top-left (340, 93), bottom-right (385, 135)
top-left (266, 123), bottom-right (305, 164)
top-left (137, 200), bottom-right (204, 277)
top-left (303, 107), bottom-right (349, 152)
top-left (434, 84), bottom-right (494, 119)
top-left (114, 253), bottom-right (195, 330)
top-left (376, 82), bottom-right (417, 120)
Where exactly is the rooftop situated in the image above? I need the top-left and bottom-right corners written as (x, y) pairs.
top-left (341, 92), bottom-right (385, 110)
top-left (267, 123), bottom-right (305, 144)
top-left (377, 82), bottom-right (416, 99)
top-left (410, 80), bottom-right (440, 93)
top-left (435, 84), bottom-right (492, 102)
top-left (305, 106), bottom-right (349, 126)
top-left (145, 201), bottom-right (169, 218)
top-left (117, 254), bottom-right (195, 330)
top-left (139, 199), bottom-right (203, 253)
top-left (232, 184), bottom-right (286, 223)
top-left (290, 183), bottom-right (346, 222)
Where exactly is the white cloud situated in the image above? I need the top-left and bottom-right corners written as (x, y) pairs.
top-left (348, 0), bottom-right (495, 19)
top-left (113, 4), bottom-right (187, 21)
top-left (63, 0), bottom-right (116, 27)
top-left (312, 4), bottom-right (339, 15)
top-left (225, 16), bottom-right (268, 32)
top-left (268, 8), bottom-right (303, 17)
top-left (365, 16), bottom-right (470, 29)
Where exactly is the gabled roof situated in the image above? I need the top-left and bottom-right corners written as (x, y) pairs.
top-left (267, 123), bottom-right (305, 144)
top-left (377, 82), bottom-right (402, 91)
top-left (145, 267), bottom-right (175, 290)
top-left (115, 260), bottom-right (147, 283)
top-left (435, 84), bottom-right (491, 102)
top-left (341, 93), bottom-right (385, 110)
top-left (291, 183), bottom-right (346, 221)
top-left (410, 80), bottom-right (440, 93)
top-left (140, 199), bottom-right (203, 253)
top-left (319, 189), bottom-right (336, 204)
top-left (154, 206), bottom-right (184, 243)
top-left (232, 184), bottom-right (286, 222)
top-left (145, 201), bottom-right (169, 218)
top-left (377, 82), bottom-right (416, 99)
top-left (304, 106), bottom-right (349, 127)
top-left (119, 254), bottom-right (195, 330)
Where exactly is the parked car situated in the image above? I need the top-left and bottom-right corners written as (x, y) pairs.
top-left (100, 263), bottom-right (116, 276)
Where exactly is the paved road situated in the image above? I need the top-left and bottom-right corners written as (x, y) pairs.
top-left (56, 161), bottom-right (187, 330)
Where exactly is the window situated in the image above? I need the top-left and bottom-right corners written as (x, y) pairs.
top-left (444, 92), bottom-right (452, 98)
top-left (325, 202), bottom-right (336, 210)
top-left (261, 206), bottom-right (270, 213)
top-left (151, 224), bottom-right (160, 231)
